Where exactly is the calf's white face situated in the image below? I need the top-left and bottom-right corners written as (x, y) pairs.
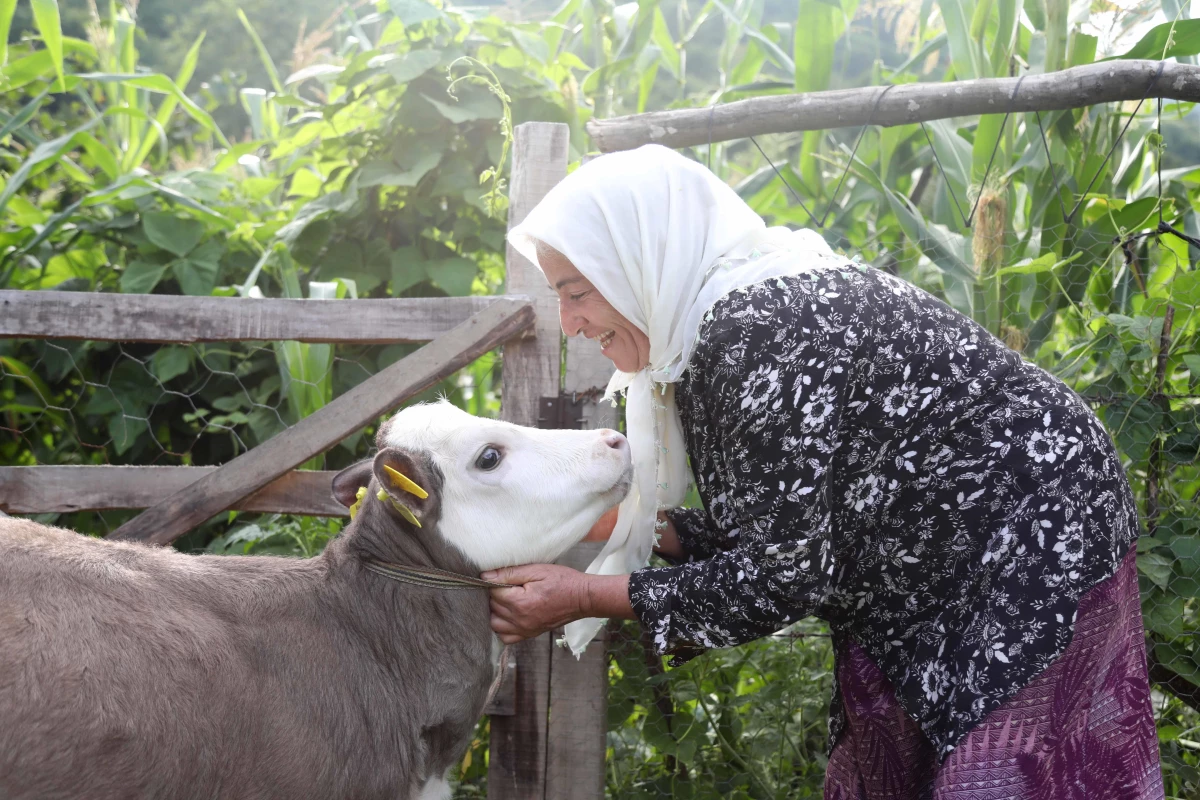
top-left (381, 402), bottom-right (632, 571)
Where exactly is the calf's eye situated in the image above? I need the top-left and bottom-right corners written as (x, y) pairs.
top-left (475, 446), bottom-right (502, 471)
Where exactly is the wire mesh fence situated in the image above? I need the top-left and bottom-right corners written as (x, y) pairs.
top-left (595, 100), bottom-right (1200, 797)
top-left (0, 335), bottom-right (501, 539)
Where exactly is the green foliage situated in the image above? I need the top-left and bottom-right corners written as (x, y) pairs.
top-left (206, 513), bottom-right (342, 557)
top-left (3, 0), bottom-right (1200, 794)
top-left (607, 621), bottom-right (832, 798)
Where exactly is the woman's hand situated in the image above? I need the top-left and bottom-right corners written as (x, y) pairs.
top-left (483, 564), bottom-right (634, 644)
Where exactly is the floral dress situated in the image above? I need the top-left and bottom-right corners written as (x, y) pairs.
top-left (627, 263), bottom-right (1141, 759)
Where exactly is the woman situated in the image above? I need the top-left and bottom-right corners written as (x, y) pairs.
top-left (484, 145), bottom-right (1163, 797)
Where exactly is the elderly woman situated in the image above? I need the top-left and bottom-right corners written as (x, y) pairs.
top-left (483, 145), bottom-right (1163, 798)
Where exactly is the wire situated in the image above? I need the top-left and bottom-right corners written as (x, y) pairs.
top-left (1066, 60), bottom-right (1166, 225)
top-left (920, 75), bottom-right (1026, 230)
top-left (748, 83), bottom-right (896, 229)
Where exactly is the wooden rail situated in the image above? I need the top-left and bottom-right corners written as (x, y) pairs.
top-left (586, 60), bottom-right (1200, 152)
top-left (0, 467), bottom-right (344, 516)
top-left (106, 297), bottom-right (535, 545)
top-left (486, 121), bottom-right (569, 800)
top-left (0, 291), bottom-right (516, 343)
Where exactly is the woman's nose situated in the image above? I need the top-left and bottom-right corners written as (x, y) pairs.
top-left (559, 305), bottom-right (584, 337)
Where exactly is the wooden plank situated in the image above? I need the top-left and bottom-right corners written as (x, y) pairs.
top-left (106, 297), bottom-right (535, 545)
top-left (487, 121), bottom-right (570, 800)
top-left (0, 467), bottom-right (345, 517)
top-left (546, 543), bottom-right (609, 800)
top-left (487, 635), bottom-right (553, 796)
top-left (586, 59), bottom-right (1200, 151)
top-left (0, 291), bottom-right (517, 343)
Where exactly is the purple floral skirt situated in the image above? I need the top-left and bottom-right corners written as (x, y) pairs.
top-left (825, 549), bottom-right (1164, 800)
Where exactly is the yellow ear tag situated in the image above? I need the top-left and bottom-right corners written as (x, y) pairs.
top-left (348, 486), bottom-right (368, 520)
top-left (377, 487), bottom-right (422, 528)
top-left (383, 465), bottom-right (429, 499)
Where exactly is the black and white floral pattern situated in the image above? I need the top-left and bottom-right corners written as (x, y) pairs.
top-left (627, 265), bottom-right (1140, 759)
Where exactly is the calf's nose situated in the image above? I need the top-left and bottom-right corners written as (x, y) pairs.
top-left (600, 429), bottom-right (628, 452)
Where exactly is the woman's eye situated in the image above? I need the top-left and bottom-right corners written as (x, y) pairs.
top-left (569, 291), bottom-right (589, 302)
top-left (475, 446), bottom-right (502, 471)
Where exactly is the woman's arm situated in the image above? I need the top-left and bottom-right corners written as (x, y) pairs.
top-left (585, 506), bottom-right (685, 560)
top-left (486, 274), bottom-right (867, 650)
top-left (485, 512), bottom-right (683, 644)
top-left (483, 565), bottom-right (634, 644)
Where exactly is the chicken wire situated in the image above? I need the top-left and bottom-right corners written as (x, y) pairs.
top-left (0, 335), bottom-right (500, 538)
top-left (597, 241), bottom-right (1200, 800)
top-left (596, 124), bottom-right (1200, 796)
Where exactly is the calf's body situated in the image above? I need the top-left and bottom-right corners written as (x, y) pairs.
top-left (0, 515), bottom-right (488, 800)
top-left (0, 403), bottom-right (632, 799)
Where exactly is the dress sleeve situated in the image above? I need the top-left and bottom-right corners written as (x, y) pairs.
top-left (628, 275), bottom-right (864, 660)
top-left (663, 507), bottom-right (725, 562)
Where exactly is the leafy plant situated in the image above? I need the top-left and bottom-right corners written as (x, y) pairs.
top-left (3, 0), bottom-right (1200, 794)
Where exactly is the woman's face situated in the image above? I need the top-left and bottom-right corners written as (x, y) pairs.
top-left (537, 244), bottom-right (650, 373)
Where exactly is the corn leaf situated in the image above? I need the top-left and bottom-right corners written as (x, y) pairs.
top-left (711, 0), bottom-right (794, 75)
top-left (75, 72), bottom-right (230, 147)
top-left (793, 0), bottom-right (842, 93)
top-left (82, 174), bottom-right (228, 223)
top-left (652, 8), bottom-right (680, 77)
top-left (75, 132), bottom-right (120, 181)
top-left (30, 0), bottom-right (64, 90)
top-left (973, 113), bottom-right (1007, 186)
top-left (236, 9), bottom-right (284, 94)
top-left (0, 0), bottom-right (17, 66)
top-left (127, 32), bottom-right (206, 171)
top-left (0, 115), bottom-right (106, 214)
top-left (1105, 18), bottom-right (1200, 61)
top-left (938, 0), bottom-right (984, 79)
top-left (988, 0), bottom-right (1020, 74)
top-left (0, 86), bottom-right (51, 142)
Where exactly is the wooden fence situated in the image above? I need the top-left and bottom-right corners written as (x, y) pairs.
top-left (0, 293), bottom-right (534, 541)
top-left (10, 58), bottom-right (1199, 796)
top-left (0, 121), bottom-right (610, 799)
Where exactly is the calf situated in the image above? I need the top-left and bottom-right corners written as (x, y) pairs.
top-left (0, 401), bottom-right (631, 800)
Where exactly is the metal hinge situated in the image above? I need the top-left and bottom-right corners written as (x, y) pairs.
top-left (538, 394), bottom-right (587, 430)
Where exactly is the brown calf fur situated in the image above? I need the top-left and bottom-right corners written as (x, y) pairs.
top-left (0, 447), bottom-right (492, 800)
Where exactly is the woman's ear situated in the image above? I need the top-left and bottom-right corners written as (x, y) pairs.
top-left (331, 460), bottom-right (374, 508)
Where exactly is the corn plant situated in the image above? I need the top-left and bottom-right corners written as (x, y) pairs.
top-left (3, 0), bottom-right (1200, 794)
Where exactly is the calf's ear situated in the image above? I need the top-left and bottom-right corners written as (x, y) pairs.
top-left (332, 460), bottom-right (374, 508)
top-left (372, 447), bottom-right (436, 529)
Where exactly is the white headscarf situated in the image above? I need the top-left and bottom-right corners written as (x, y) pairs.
top-left (508, 144), bottom-right (841, 654)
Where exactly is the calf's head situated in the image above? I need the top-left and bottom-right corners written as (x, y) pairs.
top-left (333, 402), bottom-right (632, 571)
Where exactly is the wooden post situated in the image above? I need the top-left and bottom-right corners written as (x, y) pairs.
top-left (487, 121), bottom-right (570, 800)
top-left (544, 330), bottom-right (618, 800)
top-left (545, 546), bottom-right (608, 799)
